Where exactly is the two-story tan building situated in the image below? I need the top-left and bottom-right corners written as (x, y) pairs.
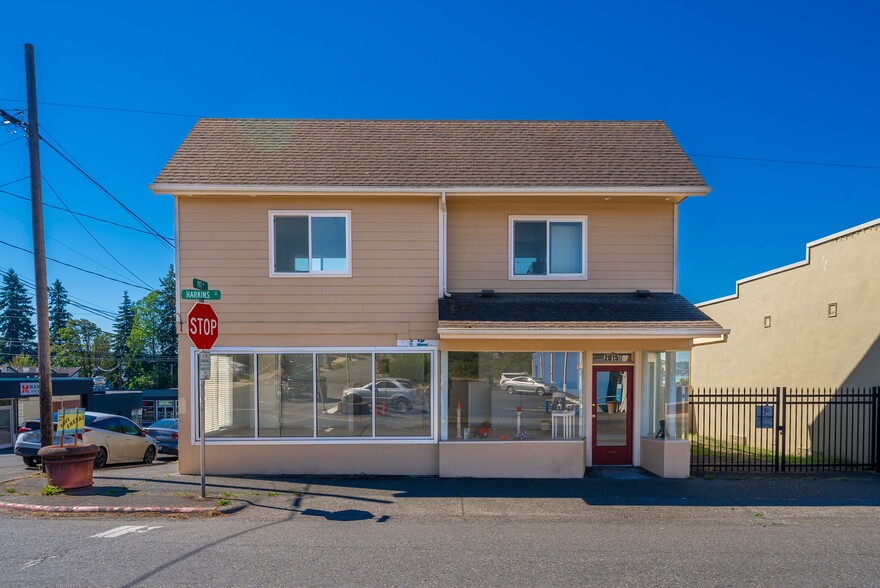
top-left (151, 119), bottom-right (726, 478)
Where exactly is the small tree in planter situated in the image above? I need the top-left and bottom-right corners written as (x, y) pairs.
top-left (38, 408), bottom-right (98, 491)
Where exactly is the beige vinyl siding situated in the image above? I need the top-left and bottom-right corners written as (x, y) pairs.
top-left (446, 196), bottom-right (675, 292)
top-left (177, 196), bottom-right (439, 346)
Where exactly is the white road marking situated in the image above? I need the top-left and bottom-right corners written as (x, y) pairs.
top-left (21, 556), bottom-right (56, 569)
top-left (91, 525), bottom-right (163, 538)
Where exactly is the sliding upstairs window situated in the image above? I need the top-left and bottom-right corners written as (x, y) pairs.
top-left (510, 216), bottom-right (586, 279)
top-left (271, 211), bottom-right (351, 276)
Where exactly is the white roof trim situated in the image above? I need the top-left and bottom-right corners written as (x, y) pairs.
top-left (149, 183), bottom-right (710, 197)
top-left (699, 216), bottom-right (880, 307)
top-left (438, 327), bottom-right (730, 340)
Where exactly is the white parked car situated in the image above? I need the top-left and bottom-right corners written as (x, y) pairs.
top-left (13, 411), bottom-right (159, 468)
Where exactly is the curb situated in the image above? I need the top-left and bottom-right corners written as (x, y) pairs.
top-left (0, 500), bottom-right (218, 515)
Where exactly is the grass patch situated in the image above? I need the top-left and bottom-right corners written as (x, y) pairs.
top-left (216, 498), bottom-right (231, 507)
top-left (41, 485), bottom-right (63, 496)
top-left (703, 472), bottom-right (715, 480)
top-left (690, 434), bottom-right (853, 467)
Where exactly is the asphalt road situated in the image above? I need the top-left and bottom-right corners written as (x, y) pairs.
top-left (3, 503), bottom-right (880, 587)
top-left (3, 449), bottom-right (880, 586)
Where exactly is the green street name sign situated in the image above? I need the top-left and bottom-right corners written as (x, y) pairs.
top-left (182, 289), bottom-right (221, 301)
top-left (193, 278), bottom-right (209, 291)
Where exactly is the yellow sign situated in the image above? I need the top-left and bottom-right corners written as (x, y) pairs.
top-left (58, 408), bottom-right (86, 434)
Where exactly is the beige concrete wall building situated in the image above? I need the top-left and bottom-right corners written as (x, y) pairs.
top-left (692, 218), bottom-right (880, 389)
top-left (151, 119), bottom-right (726, 479)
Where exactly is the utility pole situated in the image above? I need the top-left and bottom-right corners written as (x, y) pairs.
top-left (24, 43), bottom-right (54, 448)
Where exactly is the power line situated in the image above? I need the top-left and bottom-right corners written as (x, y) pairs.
top-left (39, 136), bottom-right (175, 253)
top-left (686, 153), bottom-right (880, 171)
top-left (0, 239), bottom-right (153, 291)
top-left (0, 97), bottom-right (201, 119)
top-left (0, 176), bottom-right (28, 188)
top-left (0, 188), bottom-right (174, 240)
top-left (15, 273), bottom-right (119, 322)
top-left (42, 177), bottom-right (156, 290)
top-left (1, 136), bottom-right (24, 148)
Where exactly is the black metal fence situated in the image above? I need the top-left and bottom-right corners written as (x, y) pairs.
top-left (689, 386), bottom-right (880, 473)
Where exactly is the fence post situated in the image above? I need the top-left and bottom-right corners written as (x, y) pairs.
top-left (775, 387), bottom-right (787, 472)
top-left (874, 386), bottom-right (879, 473)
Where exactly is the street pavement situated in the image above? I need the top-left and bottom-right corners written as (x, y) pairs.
top-left (3, 449), bottom-right (880, 515)
top-left (2, 449), bottom-right (880, 586)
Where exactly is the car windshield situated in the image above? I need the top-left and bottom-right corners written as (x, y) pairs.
top-left (151, 419), bottom-right (178, 429)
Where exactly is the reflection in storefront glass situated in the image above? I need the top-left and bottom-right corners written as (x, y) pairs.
top-left (374, 353), bottom-right (432, 437)
top-left (258, 354), bottom-right (314, 437)
top-left (316, 353), bottom-right (372, 437)
top-left (205, 354), bottom-right (255, 438)
top-left (446, 351), bottom-right (583, 441)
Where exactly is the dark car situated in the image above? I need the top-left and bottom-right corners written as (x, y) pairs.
top-left (143, 418), bottom-right (178, 456)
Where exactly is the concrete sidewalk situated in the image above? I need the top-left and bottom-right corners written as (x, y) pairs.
top-left (1, 456), bottom-right (879, 517)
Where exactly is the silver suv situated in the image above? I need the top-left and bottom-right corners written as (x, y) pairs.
top-left (503, 376), bottom-right (557, 396)
top-left (341, 377), bottom-right (422, 412)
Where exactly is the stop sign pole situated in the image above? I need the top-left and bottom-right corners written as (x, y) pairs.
top-left (187, 299), bottom-right (220, 499)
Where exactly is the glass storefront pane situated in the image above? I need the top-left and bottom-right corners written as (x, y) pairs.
top-left (205, 354), bottom-right (255, 438)
top-left (641, 351), bottom-right (690, 441)
top-left (447, 351), bottom-right (583, 441)
top-left (375, 353), bottom-right (431, 437)
top-left (316, 353), bottom-right (372, 437)
top-left (258, 354), bottom-right (314, 437)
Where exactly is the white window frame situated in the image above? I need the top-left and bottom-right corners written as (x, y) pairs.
top-left (269, 210), bottom-right (352, 277)
top-left (190, 346), bottom-right (437, 445)
top-left (508, 215), bottom-right (588, 280)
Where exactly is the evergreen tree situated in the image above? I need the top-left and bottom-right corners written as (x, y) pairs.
top-left (157, 266), bottom-right (177, 357)
top-left (112, 291), bottom-right (135, 359)
top-left (48, 279), bottom-right (72, 345)
top-left (0, 269), bottom-right (36, 362)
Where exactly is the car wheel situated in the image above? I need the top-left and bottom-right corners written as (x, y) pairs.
top-left (143, 446), bottom-right (156, 464)
top-left (394, 397), bottom-right (412, 412)
top-left (94, 447), bottom-right (108, 469)
top-left (506, 386), bottom-right (515, 394)
top-left (23, 456), bottom-right (38, 467)
top-left (536, 387), bottom-right (546, 396)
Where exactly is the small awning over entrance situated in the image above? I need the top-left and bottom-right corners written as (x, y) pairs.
top-left (437, 292), bottom-right (727, 339)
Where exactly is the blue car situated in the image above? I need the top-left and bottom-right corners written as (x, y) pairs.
top-left (143, 418), bottom-right (178, 456)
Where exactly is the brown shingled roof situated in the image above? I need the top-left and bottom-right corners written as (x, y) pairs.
top-left (153, 119), bottom-right (706, 189)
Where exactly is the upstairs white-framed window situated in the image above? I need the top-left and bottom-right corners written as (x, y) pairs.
top-left (270, 211), bottom-right (351, 277)
top-left (509, 216), bottom-right (587, 280)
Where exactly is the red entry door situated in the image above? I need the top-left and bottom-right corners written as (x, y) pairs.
top-left (592, 366), bottom-right (634, 465)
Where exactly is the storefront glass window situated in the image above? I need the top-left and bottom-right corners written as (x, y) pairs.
top-left (258, 353), bottom-right (314, 437)
top-left (445, 351), bottom-right (583, 441)
top-left (316, 353), bottom-right (373, 437)
top-left (375, 353), bottom-right (432, 437)
top-left (205, 354), bottom-right (255, 438)
top-left (641, 351), bottom-right (689, 441)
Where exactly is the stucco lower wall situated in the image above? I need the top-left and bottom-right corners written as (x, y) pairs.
top-left (179, 443), bottom-right (438, 476)
top-left (639, 438), bottom-right (690, 478)
top-left (439, 441), bottom-right (585, 478)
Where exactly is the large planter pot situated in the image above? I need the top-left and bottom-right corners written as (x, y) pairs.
top-left (38, 444), bottom-right (99, 491)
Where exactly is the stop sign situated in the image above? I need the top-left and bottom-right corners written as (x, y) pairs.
top-left (187, 303), bottom-right (219, 350)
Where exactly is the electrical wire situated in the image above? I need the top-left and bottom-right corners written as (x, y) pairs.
top-left (38, 137), bottom-right (175, 252)
top-left (0, 97), bottom-right (201, 119)
top-left (42, 177), bottom-right (156, 290)
top-left (0, 239), bottom-right (153, 291)
top-left (0, 136), bottom-right (24, 148)
top-left (0, 176), bottom-right (28, 188)
top-left (0, 189), bottom-right (174, 240)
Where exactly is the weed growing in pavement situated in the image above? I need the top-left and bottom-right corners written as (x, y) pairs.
top-left (5, 487), bottom-right (16, 494)
top-left (704, 473), bottom-right (715, 480)
top-left (753, 512), bottom-right (766, 518)
top-left (216, 498), bottom-right (231, 507)
top-left (267, 491), bottom-right (278, 497)
top-left (41, 485), bottom-right (63, 496)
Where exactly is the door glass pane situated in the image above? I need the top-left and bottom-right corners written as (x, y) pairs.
top-left (312, 216), bottom-right (347, 272)
top-left (513, 221), bottom-right (547, 275)
top-left (595, 370), bottom-right (628, 446)
top-left (0, 408), bottom-right (11, 446)
top-left (317, 353), bottom-right (372, 437)
top-left (549, 221), bottom-right (582, 274)
top-left (274, 216), bottom-right (309, 272)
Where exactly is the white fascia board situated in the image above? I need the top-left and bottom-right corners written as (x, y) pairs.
top-left (698, 216), bottom-right (880, 308)
top-left (149, 183), bottom-right (711, 197)
top-left (437, 327), bottom-right (730, 340)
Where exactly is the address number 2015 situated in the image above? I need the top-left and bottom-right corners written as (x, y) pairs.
top-left (603, 354), bottom-right (621, 361)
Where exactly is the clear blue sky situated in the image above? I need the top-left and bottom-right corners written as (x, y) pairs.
top-left (1, 0), bottom-right (878, 331)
